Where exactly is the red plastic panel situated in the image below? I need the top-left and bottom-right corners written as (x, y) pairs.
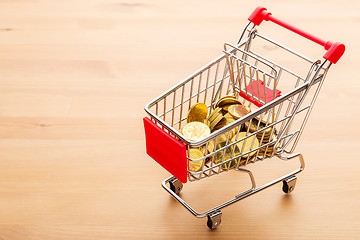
top-left (239, 80), bottom-right (282, 107)
top-left (143, 117), bottom-right (187, 183)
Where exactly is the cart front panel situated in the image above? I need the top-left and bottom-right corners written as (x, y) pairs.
top-left (143, 117), bottom-right (187, 183)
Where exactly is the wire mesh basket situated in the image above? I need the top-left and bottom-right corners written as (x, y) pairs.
top-left (143, 6), bottom-right (345, 229)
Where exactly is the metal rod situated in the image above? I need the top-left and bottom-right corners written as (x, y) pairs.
top-left (162, 153), bottom-right (304, 218)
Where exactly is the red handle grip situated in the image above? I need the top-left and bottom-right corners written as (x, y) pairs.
top-left (248, 6), bottom-right (345, 64)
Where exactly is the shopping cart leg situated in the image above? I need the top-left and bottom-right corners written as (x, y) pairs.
top-left (277, 153), bottom-right (304, 193)
top-left (161, 153), bottom-right (304, 228)
top-left (282, 175), bottom-right (297, 193)
top-left (169, 178), bottom-right (183, 195)
top-left (207, 211), bottom-right (222, 230)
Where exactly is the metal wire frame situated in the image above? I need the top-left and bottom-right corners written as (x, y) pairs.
top-left (162, 152), bottom-right (304, 218)
top-left (145, 21), bottom-right (331, 183)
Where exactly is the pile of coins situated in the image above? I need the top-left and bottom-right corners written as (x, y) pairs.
top-left (181, 96), bottom-right (278, 173)
top-left (244, 111), bottom-right (278, 157)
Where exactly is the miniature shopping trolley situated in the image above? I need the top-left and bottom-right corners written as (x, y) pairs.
top-left (143, 6), bottom-right (345, 229)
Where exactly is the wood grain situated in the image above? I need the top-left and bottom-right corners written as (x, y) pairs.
top-left (0, 0), bottom-right (359, 239)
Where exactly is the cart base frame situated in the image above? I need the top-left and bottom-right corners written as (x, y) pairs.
top-left (161, 153), bottom-right (304, 229)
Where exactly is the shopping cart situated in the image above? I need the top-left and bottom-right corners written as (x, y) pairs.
top-left (143, 6), bottom-right (345, 229)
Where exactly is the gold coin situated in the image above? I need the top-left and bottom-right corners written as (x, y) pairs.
top-left (207, 107), bottom-right (222, 122)
top-left (209, 111), bottom-right (221, 123)
top-left (244, 119), bottom-right (272, 134)
top-left (228, 104), bottom-right (250, 120)
top-left (188, 148), bottom-right (204, 172)
top-left (221, 104), bottom-right (233, 113)
top-left (204, 119), bottom-right (211, 127)
top-left (200, 140), bottom-right (215, 155)
top-left (213, 120), bottom-right (239, 141)
top-left (221, 97), bottom-right (242, 106)
top-left (210, 113), bottom-right (224, 131)
top-left (224, 114), bottom-right (240, 136)
top-left (239, 154), bottom-right (256, 166)
top-left (258, 149), bottom-right (273, 157)
top-left (207, 140), bottom-right (215, 153)
top-left (258, 133), bottom-right (277, 143)
top-left (211, 113), bottom-right (239, 139)
top-left (182, 122), bottom-right (211, 141)
top-left (258, 127), bottom-right (276, 140)
top-left (202, 140), bottom-right (215, 165)
top-left (212, 117), bottom-right (228, 131)
top-left (220, 113), bottom-right (236, 126)
top-left (231, 132), bottom-right (259, 158)
top-left (261, 143), bottom-right (277, 150)
top-left (219, 98), bottom-right (243, 113)
top-left (244, 120), bottom-right (257, 133)
top-left (237, 158), bottom-right (247, 166)
top-left (215, 95), bottom-right (235, 106)
top-left (213, 140), bottom-right (239, 170)
top-left (259, 148), bottom-right (273, 155)
top-left (216, 133), bottom-right (232, 143)
top-left (217, 95), bottom-right (235, 101)
top-left (245, 106), bottom-right (252, 112)
top-left (259, 144), bottom-right (275, 151)
top-left (259, 138), bottom-right (279, 157)
top-left (255, 111), bottom-right (274, 124)
top-left (270, 135), bottom-right (278, 144)
top-left (187, 103), bottom-right (208, 123)
top-left (223, 112), bottom-right (234, 120)
top-left (245, 106), bottom-right (274, 124)
top-left (256, 130), bottom-right (272, 140)
top-left (215, 95), bottom-right (242, 109)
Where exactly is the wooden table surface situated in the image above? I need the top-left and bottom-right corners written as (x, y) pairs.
top-left (0, 0), bottom-right (359, 239)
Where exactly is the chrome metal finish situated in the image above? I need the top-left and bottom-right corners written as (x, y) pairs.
top-left (254, 31), bottom-right (315, 63)
top-left (169, 178), bottom-right (183, 195)
top-left (162, 153), bottom-right (305, 219)
top-left (207, 211), bottom-right (222, 230)
top-left (145, 17), bottom-right (334, 227)
top-left (282, 175), bottom-right (297, 193)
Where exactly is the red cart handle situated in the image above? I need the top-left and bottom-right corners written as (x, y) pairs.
top-left (248, 6), bottom-right (345, 64)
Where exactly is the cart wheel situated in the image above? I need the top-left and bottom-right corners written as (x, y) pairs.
top-left (282, 175), bottom-right (297, 194)
top-left (169, 178), bottom-right (183, 195)
top-left (207, 211), bottom-right (222, 230)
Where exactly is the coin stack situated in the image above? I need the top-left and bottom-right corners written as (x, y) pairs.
top-left (258, 135), bottom-right (278, 157)
top-left (231, 131), bottom-right (260, 165)
top-left (244, 110), bottom-right (278, 158)
top-left (207, 107), bottom-right (223, 131)
top-left (215, 95), bottom-right (243, 113)
top-left (181, 96), bottom-right (278, 173)
top-left (181, 103), bottom-right (210, 172)
top-left (213, 139), bottom-right (240, 170)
